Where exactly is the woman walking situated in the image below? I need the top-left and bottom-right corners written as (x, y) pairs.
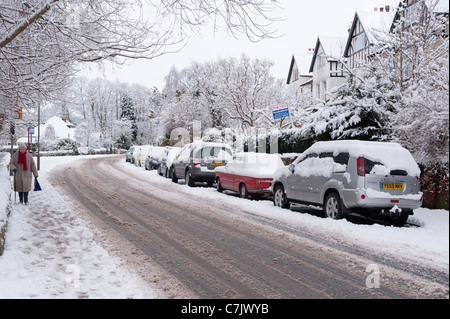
top-left (9, 143), bottom-right (39, 205)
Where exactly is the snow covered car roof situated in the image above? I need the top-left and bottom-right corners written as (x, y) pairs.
top-left (302, 140), bottom-right (421, 177)
top-left (216, 152), bottom-right (285, 179)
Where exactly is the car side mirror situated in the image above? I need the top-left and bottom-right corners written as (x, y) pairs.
top-left (289, 164), bottom-right (295, 173)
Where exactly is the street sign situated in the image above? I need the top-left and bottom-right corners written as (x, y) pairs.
top-left (272, 103), bottom-right (290, 120)
top-left (29, 127), bottom-right (35, 135)
top-left (14, 106), bottom-right (23, 120)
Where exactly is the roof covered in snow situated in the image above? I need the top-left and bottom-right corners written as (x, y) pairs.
top-left (39, 116), bottom-right (76, 141)
top-left (309, 36), bottom-right (347, 73)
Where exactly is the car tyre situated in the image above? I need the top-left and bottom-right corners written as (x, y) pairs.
top-left (216, 178), bottom-right (223, 193)
top-left (185, 170), bottom-right (194, 187)
top-left (324, 192), bottom-right (344, 219)
top-left (273, 185), bottom-right (290, 209)
top-left (171, 168), bottom-right (178, 183)
top-left (390, 210), bottom-right (411, 227)
top-left (239, 183), bottom-right (249, 199)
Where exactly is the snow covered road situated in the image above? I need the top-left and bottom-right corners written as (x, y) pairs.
top-left (48, 155), bottom-right (448, 298)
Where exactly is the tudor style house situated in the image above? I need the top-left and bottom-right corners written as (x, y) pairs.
top-left (308, 36), bottom-right (346, 101)
top-left (393, 0), bottom-right (449, 34)
top-left (344, 0), bottom-right (448, 71)
top-left (286, 0), bottom-right (448, 100)
top-left (286, 52), bottom-right (313, 93)
top-left (343, 5), bottom-right (396, 70)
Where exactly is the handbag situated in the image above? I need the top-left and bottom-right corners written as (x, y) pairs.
top-left (34, 178), bottom-right (42, 191)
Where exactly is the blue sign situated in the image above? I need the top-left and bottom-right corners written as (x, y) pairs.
top-left (272, 103), bottom-right (290, 120)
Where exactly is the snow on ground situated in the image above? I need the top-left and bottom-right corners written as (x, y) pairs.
top-left (0, 155), bottom-right (158, 299)
top-left (122, 159), bottom-right (449, 270)
top-left (0, 154), bottom-right (448, 298)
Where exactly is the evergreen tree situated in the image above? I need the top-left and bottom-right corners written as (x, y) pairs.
top-left (120, 94), bottom-right (138, 143)
top-left (302, 66), bottom-right (399, 141)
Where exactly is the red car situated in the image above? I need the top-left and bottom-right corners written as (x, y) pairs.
top-left (215, 153), bottom-right (285, 199)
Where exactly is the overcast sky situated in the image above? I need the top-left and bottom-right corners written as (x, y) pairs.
top-left (83, 0), bottom-right (398, 90)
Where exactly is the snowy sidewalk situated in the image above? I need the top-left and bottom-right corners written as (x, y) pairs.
top-left (0, 156), bottom-right (157, 299)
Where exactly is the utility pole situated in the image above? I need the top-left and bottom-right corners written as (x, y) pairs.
top-left (9, 121), bottom-right (14, 176)
top-left (37, 101), bottom-right (41, 170)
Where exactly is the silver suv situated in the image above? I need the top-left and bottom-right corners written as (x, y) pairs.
top-left (272, 140), bottom-right (423, 226)
top-left (171, 141), bottom-right (233, 187)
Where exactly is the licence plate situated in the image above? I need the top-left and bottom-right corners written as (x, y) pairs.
top-left (381, 183), bottom-right (404, 190)
top-left (211, 162), bottom-right (224, 166)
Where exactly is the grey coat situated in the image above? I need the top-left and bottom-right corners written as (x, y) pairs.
top-left (9, 151), bottom-right (38, 192)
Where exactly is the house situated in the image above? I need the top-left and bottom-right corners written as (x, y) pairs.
top-left (308, 36), bottom-right (347, 101)
top-left (286, 52), bottom-right (313, 94)
top-left (343, 5), bottom-right (396, 70)
top-left (39, 116), bottom-right (76, 141)
top-left (392, 0), bottom-right (449, 34)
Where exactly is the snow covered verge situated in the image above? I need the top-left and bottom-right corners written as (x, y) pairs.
top-left (0, 152), bottom-right (12, 255)
top-left (0, 154), bottom-right (448, 298)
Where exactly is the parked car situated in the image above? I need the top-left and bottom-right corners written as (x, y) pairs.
top-left (145, 146), bottom-right (167, 171)
top-left (133, 145), bottom-right (152, 168)
top-left (126, 146), bottom-right (136, 163)
top-left (215, 152), bottom-right (285, 199)
top-left (171, 141), bottom-right (233, 186)
top-left (272, 140), bottom-right (423, 226)
top-left (159, 147), bottom-right (182, 177)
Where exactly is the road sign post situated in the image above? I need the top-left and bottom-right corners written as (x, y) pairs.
top-left (28, 127), bottom-right (35, 153)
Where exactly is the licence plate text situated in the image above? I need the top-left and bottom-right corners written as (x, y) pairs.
top-left (211, 162), bottom-right (224, 166)
top-left (381, 183), bottom-right (404, 190)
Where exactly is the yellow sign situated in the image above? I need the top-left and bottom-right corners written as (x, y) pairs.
top-left (14, 106), bottom-right (23, 120)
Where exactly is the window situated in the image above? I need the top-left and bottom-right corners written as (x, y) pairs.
top-left (334, 153), bottom-right (349, 165)
top-left (330, 61), bottom-right (344, 77)
top-left (199, 146), bottom-right (232, 160)
top-left (322, 81), bottom-right (327, 100)
top-left (354, 32), bottom-right (366, 52)
top-left (319, 152), bottom-right (349, 165)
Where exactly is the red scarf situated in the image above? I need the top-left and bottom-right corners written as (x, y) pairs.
top-left (18, 150), bottom-right (28, 171)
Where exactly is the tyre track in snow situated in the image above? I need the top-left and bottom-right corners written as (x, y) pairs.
top-left (52, 156), bottom-right (446, 298)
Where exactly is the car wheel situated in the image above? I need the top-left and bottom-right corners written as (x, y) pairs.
top-left (324, 193), bottom-right (344, 219)
top-left (185, 170), bottom-right (194, 187)
top-left (273, 185), bottom-right (290, 209)
top-left (239, 183), bottom-right (249, 199)
top-left (390, 210), bottom-right (411, 227)
top-left (216, 178), bottom-right (223, 193)
top-left (171, 168), bottom-right (178, 183)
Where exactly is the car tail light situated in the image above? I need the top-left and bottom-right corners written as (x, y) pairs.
top-left (357, 157), bottom-right (365, 177)
top-left (193, 157), bottom-right (201, 166)
top-left (361, 194), bottom-right (366, 200)
top-left (391, 199), bottom-right (399, 203)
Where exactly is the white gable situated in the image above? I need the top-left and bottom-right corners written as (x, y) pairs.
top-left (39, 116), bottom-right (76, 141)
